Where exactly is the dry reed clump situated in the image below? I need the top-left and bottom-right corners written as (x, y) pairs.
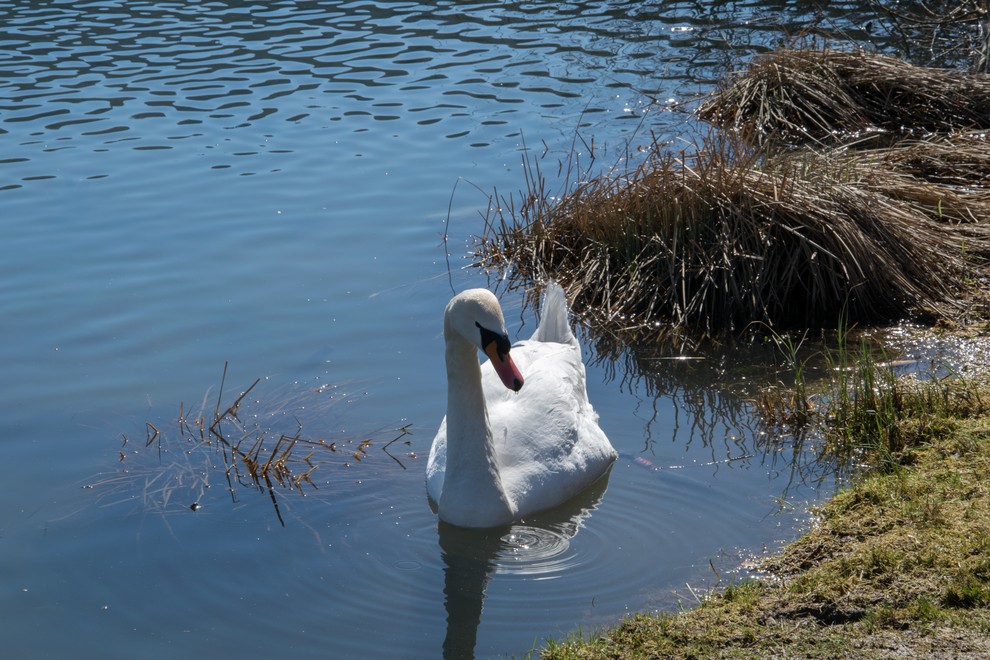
top-left (478, 133), bottom-right (990, 340)
top-left (480, 46), bottom-right (990, 340)
top-left (698, 48), bottom-right (990, 144)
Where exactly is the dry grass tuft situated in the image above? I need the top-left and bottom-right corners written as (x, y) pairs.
top-left (698, 48), bottom-right (990, 144)
top-left (478, 131), bottom-right (990, 342)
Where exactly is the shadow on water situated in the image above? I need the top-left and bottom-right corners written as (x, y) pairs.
top-left (437, 471), bottom-right (611, 660)
top-left (580, 315), bottom-right (990, 497)
top-left (574, 317), bottom-right (842, 498)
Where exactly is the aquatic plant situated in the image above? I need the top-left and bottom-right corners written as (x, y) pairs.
top-left (478, 42), bottom-right (990, 347)
top-left (698, 47), bottom-right (990, 144)
top-left (866, 0), bottom-right (990, 72)
top-left (757, 319), bottom-right (990, 481)
top-left (477, 130), bottom-right (990, 343)
top-left (93, 364), bottom-right (412, 526)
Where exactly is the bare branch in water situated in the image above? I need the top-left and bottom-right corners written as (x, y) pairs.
top-left (92, 367), bottom-right (414, 527)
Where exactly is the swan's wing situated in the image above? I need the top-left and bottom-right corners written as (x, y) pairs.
top-left (481, 339), bottom-right (616, 514)
top-left (530, 281), bottom-right (577, 348)
top-left (426, 417), bottom-right (447, 503)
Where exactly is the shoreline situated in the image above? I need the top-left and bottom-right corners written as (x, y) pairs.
top-left (542, 377), bottom-right (990, 658)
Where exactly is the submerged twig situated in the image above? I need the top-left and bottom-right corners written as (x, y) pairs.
top-left (98, 368), bottom-right (415, 526)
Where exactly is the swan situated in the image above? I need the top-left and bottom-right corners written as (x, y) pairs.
top-left (426, 281), bottom-right (617, 528)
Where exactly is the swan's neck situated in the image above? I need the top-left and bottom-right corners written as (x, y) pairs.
top-left (439, 328), bottom-right (513, 527)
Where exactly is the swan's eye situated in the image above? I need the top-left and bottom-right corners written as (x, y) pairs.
top-left (476, 322), bottom-right (511, 357)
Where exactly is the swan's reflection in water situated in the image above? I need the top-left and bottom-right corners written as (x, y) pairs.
top-left (437, 469), bottom-right (612, 659)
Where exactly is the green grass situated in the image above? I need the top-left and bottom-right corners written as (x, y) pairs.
top-left (757, 317), bottom-right (990, 485)
top-left (539, 372), bottom-right (990, 658)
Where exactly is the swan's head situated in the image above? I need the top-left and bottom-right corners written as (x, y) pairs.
top-left (445, 289), bottom-right (524, 392)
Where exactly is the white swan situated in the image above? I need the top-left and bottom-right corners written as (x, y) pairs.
top-left (427, 281), bottom-right (617, 528)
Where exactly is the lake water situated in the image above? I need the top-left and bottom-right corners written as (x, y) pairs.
top-left (2, 2), bottom-right (885, 658)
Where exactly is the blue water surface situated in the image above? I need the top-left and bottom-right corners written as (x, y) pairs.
top-left (0, 2), bottom-right (882, 657)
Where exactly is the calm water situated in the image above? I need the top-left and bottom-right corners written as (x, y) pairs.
top-left (2, 2), bottom-right (883, 658)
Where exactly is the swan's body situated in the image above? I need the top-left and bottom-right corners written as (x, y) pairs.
top-left (427, 282), bottom-right (617, 528)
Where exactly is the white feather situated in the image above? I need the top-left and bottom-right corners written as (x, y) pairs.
top-left (427, 281), bottom-right (617, 527)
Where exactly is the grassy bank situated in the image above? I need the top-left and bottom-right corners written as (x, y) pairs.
top-left (542, 370), bottom-right (990, 658)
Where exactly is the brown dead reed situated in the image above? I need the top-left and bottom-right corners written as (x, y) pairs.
top-left (477, 132), bottom-right (990, 341)
top-left (98, 364), bottom-right (412, 525)
top-left (698, 48), bottom-right (990, 144)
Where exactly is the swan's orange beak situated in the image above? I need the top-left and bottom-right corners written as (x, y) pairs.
top-left (484, 343), bottom-right (524, 392)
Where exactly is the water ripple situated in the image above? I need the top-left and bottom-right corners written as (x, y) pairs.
top-left (2, 0), bottom-right (873, 184)
top-left (495, 526), bottom-right (573, 575)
